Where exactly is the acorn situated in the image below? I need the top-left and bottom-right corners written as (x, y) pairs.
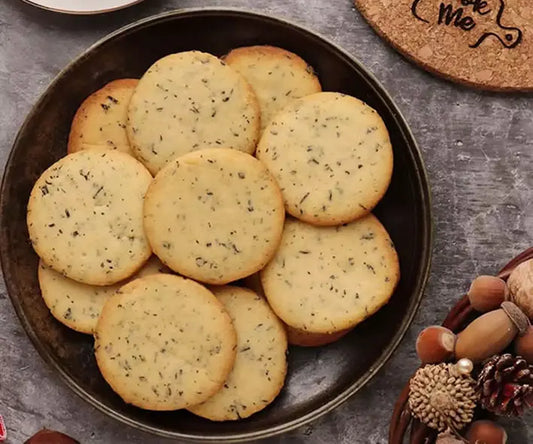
top-left (515, 325), bottom-right (533, 363)
top-left (455, 302), bottom-right (528, 363)
top-left (416, 326), bottom-right (456, 363)
top-left (24, 429), bottom-right (79, 444)
top-left (468, 275), bottom-right (508, 312)
top-left (466, 420), bottom-right (507, 444)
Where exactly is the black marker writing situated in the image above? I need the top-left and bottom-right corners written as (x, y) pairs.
top-left (411, 0), bottom-right (522, 49)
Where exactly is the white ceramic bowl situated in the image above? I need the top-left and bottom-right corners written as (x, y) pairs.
top-left (22, 0), bottom-right (145, 15)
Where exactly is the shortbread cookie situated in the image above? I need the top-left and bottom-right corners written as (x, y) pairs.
top-left (256, 92), bottom-right (393, 225)
top-left (27, 150), bottom-right (152, 286)
top-left (144, 149), bottom-right (285, 285)
top-left (127, 51), bottom-right (260, 174)
top-left (243, 273), bottom-right (350, 347)
top-left (68, 79), bottom-right (138, 156)
top-left (188, 286), bottom-right (287, 421)
top-left (261, 215), bottom-right (400, 334)
top-left (285, 325), bottom-right (350, 347)
top-left (95, 274), bottom-right (237, 411)
top-left (38, 256), bottom-right (168, 334)
top-left (241, 272), bottom-right (267, 297)
top-left (224, 46), bottom-right (321, 131)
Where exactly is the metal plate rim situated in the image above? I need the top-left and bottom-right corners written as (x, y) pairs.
top-left (0, 7), bottom-right (433, 442)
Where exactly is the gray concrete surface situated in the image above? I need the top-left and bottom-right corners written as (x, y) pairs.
top-left (0, 0), bottom-right (531, 442)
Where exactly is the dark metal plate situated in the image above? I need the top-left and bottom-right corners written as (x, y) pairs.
top-left (0, 8), bottom-right (432, 442)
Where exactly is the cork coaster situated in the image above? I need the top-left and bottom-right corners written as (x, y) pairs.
top-left (354, 0), bottom-right (533, 91)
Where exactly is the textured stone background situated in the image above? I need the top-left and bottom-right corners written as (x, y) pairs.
top-left (0, 0), bottom-right (531, 443)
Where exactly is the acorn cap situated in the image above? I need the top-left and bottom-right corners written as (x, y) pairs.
top-left (501, 301), bottom-right (530, 335)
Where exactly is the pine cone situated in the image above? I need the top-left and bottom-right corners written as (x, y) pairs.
top-left (476, 353), bottom-right (533, 416)
top-left (409, 363), bottom-right (478, 432)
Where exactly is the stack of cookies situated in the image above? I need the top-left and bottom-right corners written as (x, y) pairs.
top-left (26, 46), bottom-right (399, 421)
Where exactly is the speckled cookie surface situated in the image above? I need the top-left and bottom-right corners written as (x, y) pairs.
top-left (95, 274), bottom-right (237, 411)
top-left (188, 286), bottom-right (287, 421)
top-left (127, 51), bottom-right (261, 174)
top-left (38, 256), bottom-right (167, 334)
top-left (242, 272), bottom-right (350, 347)
top-left (224, 45), bottom-right (322, 131)
top-left (261, 215), bottom-right (400, 333)
top-left (68, 79), bottom-right (138, 156)
top-left (144, 149), bottom-right (285, 285)
top-left (27, 150), bottom-right (152, 286)
top-left (256, 92), bottom-right (393, 225)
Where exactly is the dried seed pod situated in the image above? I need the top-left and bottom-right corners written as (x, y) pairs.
top-left (409, 363), bottom-right (478, 432)
top-left (466, 420), bottom-right (508, 444)
top-left (515, 326), bottom-right (533, 363)
top-left (507, 259), bottom-right (533, 319)
top-left (468, 275), bottom-right (508, 312)
top-left (436, 431), bottom-right (463, 443)
top-left (416, 326), bottom-right (456, 364)
top-left (455, 308), bottom-right (518, 363)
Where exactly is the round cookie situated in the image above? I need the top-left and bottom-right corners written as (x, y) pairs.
top-left (188, 286), bottom-right (287, 421)
top-left (224, 45), bottom-right (322, 131)
top-left (256, 92), bottom-right (393, 226)
top-left (38, 256), bottom-right (168, 334)
top-left (285, 325), bottom-right (351, 348)
top-left (242, 273), bottom-right (351, 347)
top-left (127, 51), bottom-right (260, 175)
top-left (261, 215), bottom-right (400, 334)
top-left (27, 149), bottom-right (152, 286)
top-left (144, 148), bottom-right (285, 285)
top-left (68, 79), bottom-right (138, 156)
top-left (95, 274), bottom-right (237, 411)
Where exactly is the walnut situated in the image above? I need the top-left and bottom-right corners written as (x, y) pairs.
top-left (508, 259), bottom-right (533, 320)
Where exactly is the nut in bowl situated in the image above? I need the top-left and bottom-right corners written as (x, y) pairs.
top-left (0, 9), bottom-right (431, 441)
top-left (394, 249), bottom-right (533, 444)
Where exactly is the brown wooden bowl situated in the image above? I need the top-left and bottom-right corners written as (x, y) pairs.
top-left (389, 247), bottom-right (533, 444)
top-left (0, 8), bottom-right (432, 442)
